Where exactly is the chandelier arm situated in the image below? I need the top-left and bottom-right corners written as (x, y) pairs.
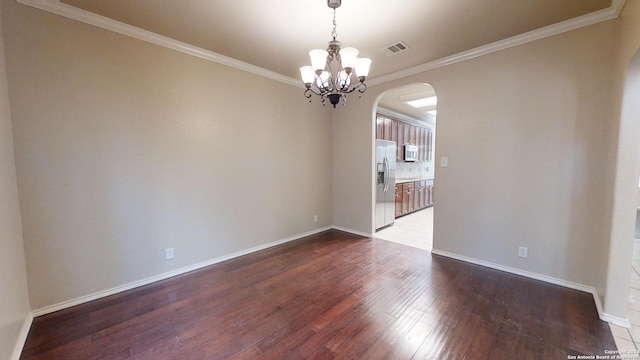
top-left (341, 82), bottom-right (367, 94)
top-left (317, 85), bottom-right (330, 95)
top-left (304, 87), bottom-right (325, 98)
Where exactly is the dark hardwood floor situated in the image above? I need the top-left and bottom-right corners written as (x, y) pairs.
top-left (21, 230), bottom-right (616, 359)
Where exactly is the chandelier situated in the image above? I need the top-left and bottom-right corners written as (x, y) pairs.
top-left (299, 0), bottom-right (371, 108)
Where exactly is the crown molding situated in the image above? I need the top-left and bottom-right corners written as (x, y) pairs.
top-left (17, 0), bottom-right (625, 88)
top-left (16, 0), bottom-right (303, 88)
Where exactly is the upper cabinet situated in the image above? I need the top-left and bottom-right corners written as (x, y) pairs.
top-left (375, 114), bottom-right (433, 162)
top-left (376, 115), bottom-right (395, 141)
top-left (396, 121), bottom-right (404, 161)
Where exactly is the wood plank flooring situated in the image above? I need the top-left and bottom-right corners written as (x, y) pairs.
top-left (21, 230), bottom-right (616, 359)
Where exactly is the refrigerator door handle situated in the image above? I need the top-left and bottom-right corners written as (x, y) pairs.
top-left (383, 156), bottom-right (389, 192)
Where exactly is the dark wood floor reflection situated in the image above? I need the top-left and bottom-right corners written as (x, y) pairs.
top-left (21, 230), bottom-right (615, 359)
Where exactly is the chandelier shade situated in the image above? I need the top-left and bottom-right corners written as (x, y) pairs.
top-left (339, 47), bottom-right (359, 69)
top-left (356, 58), bottom-right (371, 78)
top-left (309, 49), bottom-right (329, 71)
top-left (299, 66), bottom-right (315, 84)
top-left (300, 0), bottom-right (371, 108)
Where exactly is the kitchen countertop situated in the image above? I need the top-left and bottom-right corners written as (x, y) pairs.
top-left (396, 178), bottom-right (434, 184)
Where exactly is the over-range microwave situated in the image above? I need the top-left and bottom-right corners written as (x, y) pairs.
top-left (404, 144), bottom-right (418, 162)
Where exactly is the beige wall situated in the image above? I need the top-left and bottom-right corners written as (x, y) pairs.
top-left (0, 1), bottom-right (31, 358)
top-left (333, 16), bottom-right (618, 303)
top-left (2, 0), bottom-right (332, 310)
top-left (603, 0), bottom-right (640, 320)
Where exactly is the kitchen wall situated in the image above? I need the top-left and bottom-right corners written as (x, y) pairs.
top-left (333, 12), bottom-right (620, 315)
top-left (0, 2), bottom-right (31, 358)
top-left (2, 0), bottom-right (332, 311)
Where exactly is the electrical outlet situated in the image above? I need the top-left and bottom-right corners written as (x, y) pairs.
top-left (440, 157), bottom-right (448, 167)
top-left (518, 246), bottom-right (528, 258)
top-left (165, 248), bottom-right (174, 260)
top-left (313, 215), bottom-right (318, 223)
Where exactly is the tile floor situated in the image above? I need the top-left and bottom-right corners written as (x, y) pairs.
top-left (609, 238), bottom-right (640, 357)
top-left (374, 206), bottom-right (433, 251)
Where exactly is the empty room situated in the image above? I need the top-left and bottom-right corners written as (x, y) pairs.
top-left (3, 0), bottom-right (640, 359)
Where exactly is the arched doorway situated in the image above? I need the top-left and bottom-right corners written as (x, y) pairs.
top-left (606, 48), bottom-right (640, 346)
top-left (372, 83), bottom-right (437, 251)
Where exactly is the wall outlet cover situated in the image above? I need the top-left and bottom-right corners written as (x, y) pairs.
top-left (518, 246), bottom-right (528, 258)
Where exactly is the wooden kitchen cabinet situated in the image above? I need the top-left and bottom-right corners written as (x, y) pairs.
top-left (390, 119), bottom-right (397, 142)
top-left (426, 179), bottom-right (434, 207)
top-left (396, 121), bottom-right (404, 161)
top-left (376, 115), bottom-right (383, 139)
top-left (417, 127), bottom-right (424, 161)
top-left (421, 128), bottom-right (427, 161)
top-left (427, 128), bottom-right (433, 161)
top-left (402, 182), bottom-right (414, 214)
top-left (395, 184), bottom-right (403, 217)
top-left (383, 117), bottom-right (393, 140)
top-left (376, 113), bottom-right (434, 163)
top-left (395, 180), bottom-right (434, 219)
top-left (403, 123), bottom-right (410, 147)
top-left (409, 125), bottom-right (416, 145)
top-left (376, 115), bottom-right (395, 141)
top-left (418, 180), bottom-right (426, 208)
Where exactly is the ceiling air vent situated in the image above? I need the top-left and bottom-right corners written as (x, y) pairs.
top-left (381, 41), bottom-right (410, 56)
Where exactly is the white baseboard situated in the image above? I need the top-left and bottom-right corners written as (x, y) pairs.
top-left (11, 312), bottom-right (33, 360)
top-left (588, 289), bottom-right (631, 328)
top-left (601, 312), bottom-right (632, 328)
top-left (431, 248), bottom-right (630, 327)
top-left (331, 225), bottom-right (373, 238)
top-left (32, 226), bottom-right (333, 317)
top-left (29, 228), bottom-right (630, 330)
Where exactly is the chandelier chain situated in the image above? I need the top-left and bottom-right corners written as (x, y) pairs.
top-left (331, 7), bottom-right (337, 40)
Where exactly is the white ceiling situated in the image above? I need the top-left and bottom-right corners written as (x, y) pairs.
top-left (378, 83), bottom-right (437, 123)
top-left (59, 0), bottom-right (612, 82)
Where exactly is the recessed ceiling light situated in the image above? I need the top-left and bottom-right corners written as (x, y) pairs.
top-left (405, 96), bottom-right (437, 109)
top-left (427, 110), bottom-right (437, 116)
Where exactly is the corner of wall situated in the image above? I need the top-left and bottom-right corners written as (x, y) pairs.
top-left (10, 314), bottom-right (33, 360)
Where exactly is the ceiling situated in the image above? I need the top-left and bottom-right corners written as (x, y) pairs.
top-left (59, 0), bottom-right (613, 82)
top-left (378, 83), bottom-right (437, 123)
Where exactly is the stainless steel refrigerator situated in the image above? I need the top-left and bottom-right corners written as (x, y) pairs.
top-left (375, 140), bottom-right (397, 230)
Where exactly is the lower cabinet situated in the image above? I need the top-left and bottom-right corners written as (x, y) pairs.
top-left (395, 179), bottom-right (434, 218)
top-left (403, 182), bottom-right (414, 214)
top-left (426, 179), bottom-right (434, 207)
top-left (395, 185), bottom-right (403, 218)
